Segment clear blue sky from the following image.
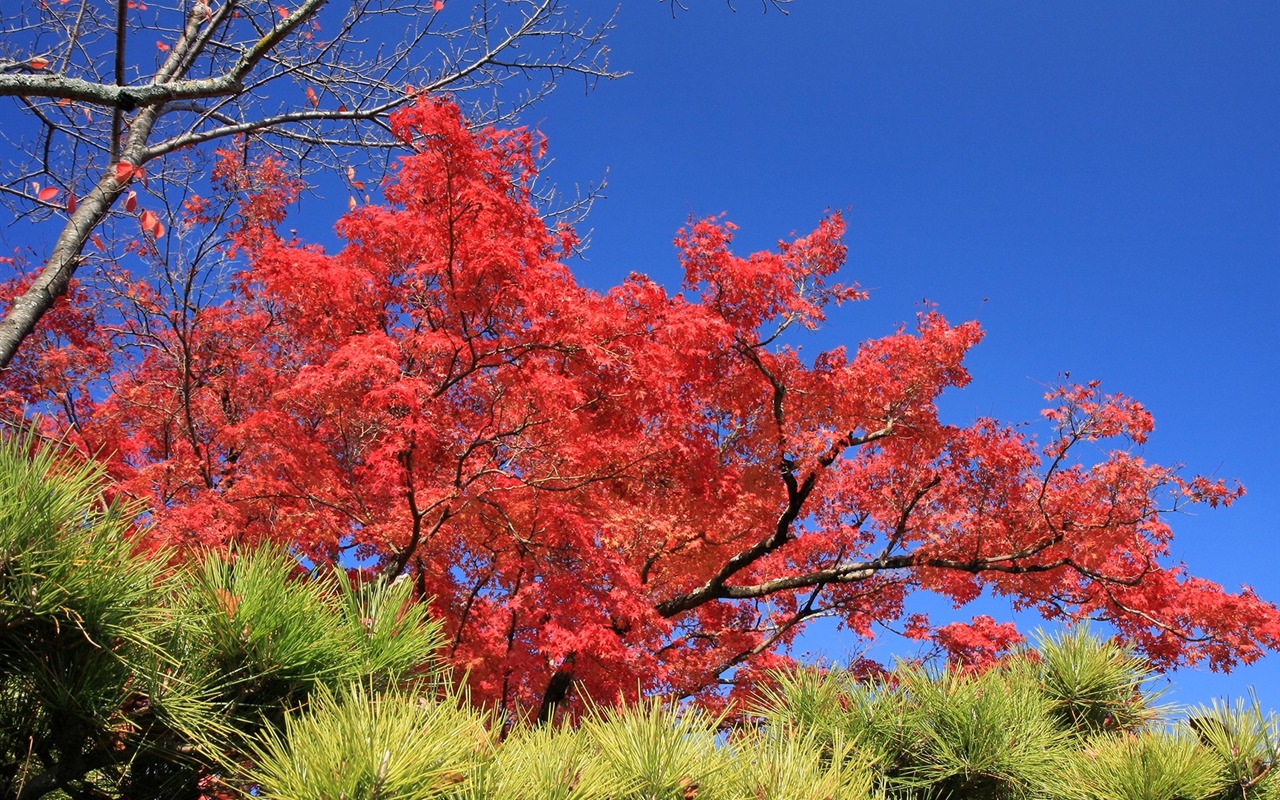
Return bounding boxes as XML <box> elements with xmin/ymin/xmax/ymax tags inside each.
<box><xmin>526</xmin><ymin>1</ymin><xmax>1279</xmax><ymax>711</ymax></box>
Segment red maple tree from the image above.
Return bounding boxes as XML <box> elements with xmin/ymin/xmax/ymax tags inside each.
<box><xmin>4</xmin><ymin>99</ymin><xmax>1277</xmax><ymax>720</ymax></box>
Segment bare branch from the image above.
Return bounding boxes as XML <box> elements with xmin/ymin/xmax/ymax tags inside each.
<box><xmin>0</xmin><ymin>0</ymin><xmax>621</xmax><ymax>369</ymax></box>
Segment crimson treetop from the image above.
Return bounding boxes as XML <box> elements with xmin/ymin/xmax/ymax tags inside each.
<box><xmin>5</xmin><ymin>99</ymin><xmax>1277</xmax><ymax>720</ymax></box>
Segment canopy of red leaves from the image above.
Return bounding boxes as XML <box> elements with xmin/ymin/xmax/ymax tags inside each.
<box><xmin>3</xmin><ymin>98</ymin><xmax>1277</xmax><ymax>718</ymax></box>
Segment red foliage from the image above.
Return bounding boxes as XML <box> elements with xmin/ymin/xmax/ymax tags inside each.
<box><xmin>933</xmin><ymin>615</ymin><xmax>1024</xmax><ymax>669</ymax></box>
<box><xmin>3</xmin><ymin>98</ymin><xmax>1277</xmax><ymax>718</ymax></box>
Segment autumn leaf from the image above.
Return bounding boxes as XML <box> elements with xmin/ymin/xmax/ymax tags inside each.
<box><xmin>346</xmin><ymin>165</ymin><xmax>366</xmax><ymax>191</ymax></box>
<box><xmin>116</xmin><ymin>161</ymin><xmax>136</xmax><ymax>183</ymax></box>
<box><xmin>37</xmin><ymin>186</ymin><xmax>59</xmax><ymax>202</ymax></box>
<box><xmin>139</xmin><ymin>209</ymin><xmax>165</xmax><ymax>238</ymax></box>
<box><xmin>28</xmin><ymin>56</ymin><xmax>49</xmax><ymax>70</ymax></box>
<box><xmin>124</xmin><ymin>191</ymin><xmax>138</xmax><ymax>213</ymax></box>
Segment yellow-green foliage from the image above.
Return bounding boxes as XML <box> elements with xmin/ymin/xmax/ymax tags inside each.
<box><xmin>235</xmin><ymin>652</ymin><xmax>1277</xmax><ymax>800</ymax></box>
<box><xmin>471</xmin><ymin>723</ymin><xmax>603</xmax><ymax>800</ymax></box>
<box><xmin>579</xmin><ymin>697</ymin><xmax>728</xmax><ymax>799</ymax></box>
<box><xmin>889</xmin><ymin>660</ymin><xmax>1074</xmax><ymax>798</ymax></box>
<box><xmin>1183</xmin><ymin>698</ymin><xmax>1280</xmax><ymax>800</ymax></box>
<box><xmin>1069</xmin><ymin>731</ymin><xmax>1226</xmax><ymax>800</ymax></box>
<box><xmin>725</xmin><ymin>729</ymin><xmax>876</xmax><ymax>800</ymax></box>
<box><xmin>241</xmin><ymin>693</ymin><xmax>879</xmax><ymax>800</ymax></box>
<box><xmin>1036</xmin><ymin>627</ymin><xmax>1162</xmax><ymax>737</ymax></box>
<box><xmin>245</xmin><ymin>683</ymin><xmax>494</xmax><ymax>800</ymax></box>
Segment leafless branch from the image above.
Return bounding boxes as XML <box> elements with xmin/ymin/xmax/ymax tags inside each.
<box><xmin>0</xmin><ymin>0</ymin><xmax>621</xmax><ymax>369</ymax></box>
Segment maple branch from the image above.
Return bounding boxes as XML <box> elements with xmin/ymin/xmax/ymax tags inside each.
<box><xmin>383</xmin><ymin>438</ymin><xmax>456</xmax><ymax>579</ymax></box>
<box><xmin>871</xmin><ymin>474</ymin><xmax>942</xmax><ymax>563</ymax></box>
<box><xmin>536</xmin><ymin>652</ymin><xmax>577</xmax><ymax>724</ymax></box>
<box><xmin>655</xmin><ymin>342</ymin><xmax>900</xmax><ymax>617</ymax></box>
<box><xmin>385</xmin><ymin>503</ymin><xmax>452</xmax><ymax>581</ymax></box>
<box><xmin>656</xmin><ymin>421</ymin><xmax>895</xmax><ymax>618</ymax></box>
<box><xmin>707</xmin><ymin>585</ymin><xmax>829</xmax><ymax>682</ymax></box>
<box><xmin>685</xmin><ymin>551</ymin><xmax>1068</xmax><ymax>605</ymax></box>
<box><xmin>450</xmin><ymin>565</ymin><xmax>497</xmax><ymax>658</ymax></box>
<box><xmin>696</xmin><ymin>555</ymin><xmax>914</xmax><ymax>600</ymax></box>
<box><xmin>1098</xmin><ymin>583</ymin><xmax>1214</xmax><ymax>644</ymax></box>
<box><xmin>664</xmin><ymin>517</ymin><xmax>1152</xmax><ymax>611</ymax></box>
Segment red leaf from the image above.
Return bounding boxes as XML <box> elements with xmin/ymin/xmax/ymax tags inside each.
<box><xmin>66</xmin><ymin>193</ymin><xmax>77</xmax><ymax>213</ymax></box>
<box><xmin>29</xmin><ymin>57</ymin><xmax>49</xmax><ymax>70</ymax></box>
<box><xmin>116</xmin><ymin>161</ymin><xmax>136</xmax><ymax>182</ymax></box>
<box><xmin>37</xmin><ymin>186</ymin><xmax>59</xmax><ymax>202</ymax></box>
<box><xmin>433</xmin><ymin>0</ymin><xmax>444</xmax><ymax>9</ymax></box>
<box><xmin>156</xmin><ymin>40</ymin><xmax>170</xmax><ymax>52</ymax></box>
<box><xmin>306</xmin><ymin>86</ymin><xmax>319</xmax><ymax>108</ymax></box>
<box><xmin>124</xmin><ymin>191</ymin><xmax>138</xmax><ymax>213</ymax></box>
<box><xmin>140</xmin><ymin>209</ymin><xmax>160</xmax><ymax>236</ymax></box>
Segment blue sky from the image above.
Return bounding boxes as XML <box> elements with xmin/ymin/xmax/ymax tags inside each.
<box><xmin>526</xmin><ymin>1</ymin><xmax>1279</xmax><ymax>711</ymax></box>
